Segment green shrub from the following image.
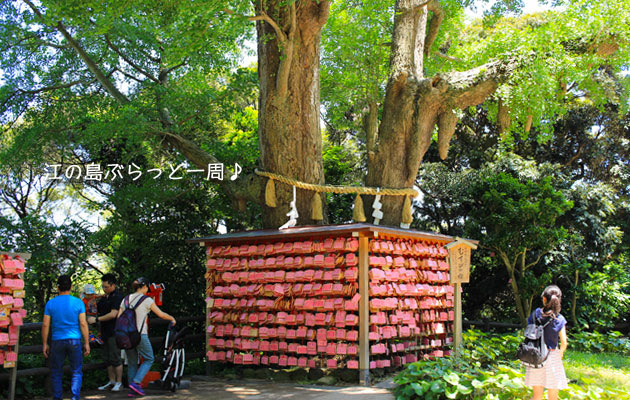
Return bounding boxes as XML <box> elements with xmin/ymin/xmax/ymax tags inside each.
<box><xmin>569</xmin><ymin>331</ymin><xmax>630</xmax><ymax>356</ymax></box>
<box><xmin>394</xmin><ymin>329</ymin><xmax>628</xmax><ymax>399</ymax></box>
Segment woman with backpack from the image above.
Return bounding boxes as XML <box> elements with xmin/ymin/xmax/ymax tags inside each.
<box><xmin>525</xmin><ymin>285</ymin><xmax>569</xmax><ymax>400</ymax></box>
<box><xmin>118</xmin><ymin>277</ymin><xmax>176</xmax><ymax>396</ymax></box>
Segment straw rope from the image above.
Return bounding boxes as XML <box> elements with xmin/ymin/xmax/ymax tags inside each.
<box><xmin>255</xmin><ymin>170</ymin><xmax>418</xmax><ymax>197</ymax></box>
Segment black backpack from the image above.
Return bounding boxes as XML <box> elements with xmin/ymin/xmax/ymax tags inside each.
<box><xmin>115</xmin><ymin>295</ymin><xmax>148</xmax><ymax>349</ymax></box>
<box><xmin>516</xmin><ymin>313</ymin><xmax>553</xmax><ymax>368</ymax></box>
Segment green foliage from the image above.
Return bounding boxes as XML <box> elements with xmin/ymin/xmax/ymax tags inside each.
<box><xmin>394</xmin><ymin>330</ymin><xmax>528</xmax><ymax>399</ymax></box>
<box><xmin>0</xmin><ymin>213</ymin><xmax>96</xmax><ymax>316</ymax></box>
<box><xmin>460</xmin><ymin>329</ymin><xmax>521</xmax><ymax>367</ymax></box>
<box><xmin>321</xmin><ymin>0</ymin><xmax>391</xmax><ymax>139</ymax></box>
<box><xmin>569</xmin><ymin>331</ymin><xmax>630</xmax><ymax>356</ymax></box>
<box><xmin>323</xmin><ymin>138</ymin><xmax>363</xmax><ymax>224</ymax></box>
<box><xmin>463</xmin><ymin>154</ymin><xmax>574</xmax><ymax>324</ymax></box>
<box><xmin>96</xmin><ymin>174</ymin><xmax>223</xmax><ymax>317</ymax></box>
<box><xmin>0</xmin><ymin>0</ymin><xmax>261</xmax><ymax>313</ymax></box>
<box><xmin>465</xmin><ymin>155</ymin><xmax>573</xmax><ymax>256</ymax></box>
<box><xmin>574</xmin><ymin>260</ymin><xmax>630</xmax><ymax>329</ymax></box>
<box><xmin>451</xmin><ymin>0</ymin><xmax>630</xmax><ymax>138</ymax></box>
<box><xmin>395</xmin><ymin>329</ymin><xmax>629</xmax><ymax>399</ymax></box>
<box><xmin>565</xmin><ymin>350</ymin><xmax>630</xmax><ymax>394</ymax></box>
<box><xmin>418</xmin><ymin>100</ymin><xmax>630</xmax><ymax>326</ymax></box>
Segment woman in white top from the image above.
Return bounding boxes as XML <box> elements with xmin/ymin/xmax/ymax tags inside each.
<box><xmin>118</xmin><ymin>277</ymin><xmax>175</xmax><ymax>396</ymax></box>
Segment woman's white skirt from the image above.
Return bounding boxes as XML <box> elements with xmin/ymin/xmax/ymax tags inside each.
<box><xmin>524</xmin><ymin>349</ymin><xmax>569</xmax><ymax>390</ymax></box>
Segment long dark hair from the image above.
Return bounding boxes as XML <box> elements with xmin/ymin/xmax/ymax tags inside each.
<box><xmin>542</xmin><ymin>285</ymin><xmax>562</xmax><ymax>317</ymax></box>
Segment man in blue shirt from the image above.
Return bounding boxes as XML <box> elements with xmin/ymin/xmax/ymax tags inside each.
<box><xmin>42</xmin><ymin>275</ymin><xmax>90</xmax><ymax>400</ymax></box>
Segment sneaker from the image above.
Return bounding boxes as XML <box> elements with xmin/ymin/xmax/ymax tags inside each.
<box><xmin>129</xmin><ymin>382</ymin><xmax>145</xmax><ymax>396</ymax></box>
<box><xmin>112</xmin><ymin>382</ymin><xmax>123</xmax><ymax>392</ymax></box>
<box><xmin>98</xmin><ymin>381</ymin><xmax>114</xmax><ymax>390</ymax></box>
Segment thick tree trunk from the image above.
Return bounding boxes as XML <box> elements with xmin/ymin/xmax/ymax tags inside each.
<box><xmin>365</xmin><ymin>0</ymin><xmax>520</xmax><ymax>227</ymax></box>
<box><xmin>257</xmin><ymin>1</ymin><xmax>330</xmax><ymax>228</ymax></box>
<box><xmin>365</xmin><ymin>1</ymin><xmax>437</xmax><ymax>226</ymax></box>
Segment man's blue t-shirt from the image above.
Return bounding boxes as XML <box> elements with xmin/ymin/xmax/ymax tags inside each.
<box><xmin>44</xmin><ymin>295</ymin><xmax>85</xmax><ymax>341</ymax></box>
<box><xmin>528</xmin><ymin>308</ymin><xmax>566</xmax><ymax>349</ymax></box>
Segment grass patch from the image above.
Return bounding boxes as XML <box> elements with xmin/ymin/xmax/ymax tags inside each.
<box><xmin>565</xmin><ymin>350</ymin><xmax>630</xmax><ymax>393</ymax></box>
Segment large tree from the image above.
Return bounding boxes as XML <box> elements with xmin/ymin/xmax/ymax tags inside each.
<box><xmin>2</xmin><ymin>0</ymin><xmax>629</xmax><ymax>228</ymax></box>
<box><xmin>323</xmin><ymin>0</ymin><xmax>628</xmax><ymax>225</ymax></box>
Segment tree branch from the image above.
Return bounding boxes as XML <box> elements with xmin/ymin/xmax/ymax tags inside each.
<box><xmin>37</xmin><ymin>39</ymin><xmax>70</xmax><ymax>50</ymax></box>
<box><xmin>424</xmin><ymin>0</ymin><xmax>445</xmax><ymax>58</ymax></box>
<box><xmin>435</xmin><ymin>51</ymin><xmax>463</xmax><ymax>62</ymax></box>
<box><xmin>163</xmin><ymin>60</ymin><xmax>188</xmax><ymax>76</ymax></box>
<box><xmin>224</xmin><ymin>9</ymin><xmax>287</xmax><ymax>44</ymax></box>
<box><xmin>104</xmin><ymin>35</ymin><xmax>159</xmax><ymax>83</ymax></box>
<box><xmin>275</xmin><ymin>1</ymin><xmax>296</xmax><ymax>97</ymax></box>
<box><xmin>22</xmin><ymin>0</ymin><xmax>130</xmax><ymax>104</ymax></box>
<box><xmin>412</xmin><ymin>2</ymin><xmax>428</xmax><ymax>77</ymax></box>
<box><xmin>115</xmin><ymin>68</ymin><xmax>146</xmax><ymax>84</ymax></box>
<box><xmin>15</xmin><ymin>78</ymin><xmax>87</xmax><ymax>95</ymax></box>
<box><xmin>443</xmin><ymin>56</ymin><xmax>522</xmax><ymax>109</ymax></box>
<box><xmin>150</xmin><ymin>129</ymin><xmax>264</xmax><ymax>204</ymax></box>
<box><xmin>318</xmin><ymin>1</ymin><xmax>332</xmax><ymax>26</ymax></box>
<box><xmin>497</xmin><ymin>98</ymin><xmax>511</xmax><ymax>134</ymax></box>
<box><xmin>391</xmin><ymin>0</ymin><xmax>432</xmax><ymax>83</ymax></box>
<box><xmin>497</xmin><ymin>249</ymin><xmax>514</xmax><ymax>275</ymax></box>
<box><xmin>525</xmin><ymin>250</ymin><xmax>547</xmax><ymax>270</ymax></box>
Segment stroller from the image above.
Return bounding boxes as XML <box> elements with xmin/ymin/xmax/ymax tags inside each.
<box><xmin>159</xmin><ymin>323</ymin><xmax>191</xmax><ymax>391</ymax></box>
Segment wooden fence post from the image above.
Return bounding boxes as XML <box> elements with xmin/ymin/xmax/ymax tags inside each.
<box><xmin>358</xmin><ymin>234</ymin><xmax>370</xmax><ymax>386</ymax></box>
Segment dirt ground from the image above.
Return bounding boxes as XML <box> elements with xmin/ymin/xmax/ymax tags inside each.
<box><xmin>76</xmin><ymin>378</ymin><xmax>396</xmax><ymax>400</ymax></box>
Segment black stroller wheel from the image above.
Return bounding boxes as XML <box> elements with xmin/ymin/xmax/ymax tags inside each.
<box><xmin>170</xmin><ymin>382</ymin><xmax>177</xmax><ymax>392</ymax></box>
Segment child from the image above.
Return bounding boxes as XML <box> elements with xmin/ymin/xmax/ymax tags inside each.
<box><xmin>82</xmin><ymin>284</ymin><xmax>99</xmax><ymax>316</ymax></box>
<box><xmin>525</xmin><ymin>285</ymin><xmax>569</xmax><ymax>400</ymax></box>
<box><xmin>82</xmin><ymin>284</ymin><xmax>104</xmax><ymax>345</ymax></box>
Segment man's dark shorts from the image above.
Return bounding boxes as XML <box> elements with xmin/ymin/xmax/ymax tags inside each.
<box><xmin>103</xmin><ymin>336</ymin><xmax>122</xmax><ymax>367</ymax></box>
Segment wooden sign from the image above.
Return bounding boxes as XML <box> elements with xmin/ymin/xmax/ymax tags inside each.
<box><xmin>446</xmin><ymin>238</ymin><xmax>477</xmax><ymax>284</ymax></box>
<box><xmin>445</xmin><ymin>238</ymin><xmax>477</xmax><ymax>352</ymax></box>
<box><xmin>449</xmin><ymin>245</ymin><xmax>471</xmax><ymax>283</ymax></box>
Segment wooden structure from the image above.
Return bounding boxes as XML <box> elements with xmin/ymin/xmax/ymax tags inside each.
<box><xmin>445</xmin><ymin>238</ymin><xmax>477</xmax><ymax>351</ymax></box>
<box><xmin>191</xmin><ymin>223</ymin><xmax>475</xmax><ymax>384</ymax></box>
<box><xmin>0</xmin><ymin>251</ymin><xmax>30</xmax><ymax>400</ymax></box>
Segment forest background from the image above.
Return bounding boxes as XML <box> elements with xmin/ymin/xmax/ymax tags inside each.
<box><xmin>1</xmin><ymin>0</ymin><xmax>628</xmax><ymax>334</ymax></box>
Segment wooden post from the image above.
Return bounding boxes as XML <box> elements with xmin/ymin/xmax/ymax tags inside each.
<box><xmin>8</xmin><ymin>325</ymin><xmax>19</xmax><ymax>400</ymax></box>
<box><xmin>453</xmin><ymin>283</ymin><xmax>462</xmax><ymax>353</ymax></box>
<box><xmin>445</xmin><ymin>238</ymin><xmax>477</xmax><ymax>356</ymax></box>
<box><xmin>201</xmin><ymin>242</ymin><xmax>212</xmax><ymax>376</ymax></box>
<box><xmin>358</xmin><ymin>234</ymin><xmax>370</xmax><ymax>386</ymax></box>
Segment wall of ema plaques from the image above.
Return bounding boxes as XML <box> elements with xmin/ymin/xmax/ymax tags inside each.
<box><xmin>204</xmin><ymin>233</ymin><xmax>454</xmax><ymax>370</ymax></box>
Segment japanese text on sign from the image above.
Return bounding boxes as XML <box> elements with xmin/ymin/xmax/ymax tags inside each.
<box><xmin>44</xmin><ymin>163</ymin><xmax>242</xmax><ymax>182</ymax></box>
<box><xmin>449</xmin><ymin>245</ymin><xmax>471</xmax><ymax>284</ymax></box>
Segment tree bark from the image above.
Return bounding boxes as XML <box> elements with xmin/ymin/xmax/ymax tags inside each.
<box><xmin>365</xmin><ymin>0</ymin><xmax>522</xmax><ymax>226</ymax></box>
<box><xmin>571</xmin><ymin>269</ymin><xmax>579</xmax><ymax>326</ymax></box>
<box><xmin>257</xmin><ymin>0</ymin><xmax>330</xmax><ymax>228</ymax></box>
<box><xmin>498</xmin><ymin>249</ymin><xmax>528</xmax><ymax>326</ymax></box>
